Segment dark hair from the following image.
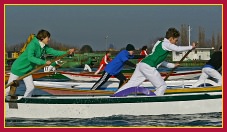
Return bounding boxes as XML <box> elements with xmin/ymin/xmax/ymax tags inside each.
<box><xmin>126</xmin><ymin>44</ymin><xmax>135</xmax><ymax>51</ymax></box>
<box><xmin>36</xmin><ymin>29</ymin><xmax>51</xmax><ymax>41</ymax></box>
<box><xmin>165</xmin><ymin>28</ymin><xmax>180</xmax><ymax>39</ymax></box>
<box><xmin>141</xmin><ymin>46</ymin><xmax>147</xmax><ymax>50</ymax></box>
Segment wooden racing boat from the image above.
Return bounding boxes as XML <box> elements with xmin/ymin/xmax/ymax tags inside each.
<box><xmin>5</xmin><ymin>72</ymin><xmax>56</xmax><ymax>82</ymax></box>
<box><xmin>5</xmin><ymin>86</ymin><xmax>222</xmax><ymax>119</ymax></box>
<box><xmin>33</xmin><ymin>79</ymin><xmax>219</xmax><ymax>94</ymax></box>
<box><xmin>59</xmin><ymin>70</ymin><xmax>202</xmax><ymax>81</ymax></box>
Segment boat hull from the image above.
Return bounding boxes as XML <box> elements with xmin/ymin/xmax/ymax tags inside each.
<box><xmin>5</xmin><ymin>92</ymin><xmax>222</xmax><ymax>119</ymax></box>
<box><xmin>5</xmin><ymin>72</ymin><xmax>55</xmax><ymax>82</ymax></box>
<box><xmin>33</xmin><ymin>79</ymin><xmax>219</xmax><ymax>91</ymax></box>
<box><xmin>60</xmin><ymin>70</ymin><xmax>201</xmax><ymax>81</ymax></box>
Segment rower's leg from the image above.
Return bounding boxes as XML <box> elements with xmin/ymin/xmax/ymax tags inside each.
<box><xmin>140</xmin><ymin>63</ymin><xmax>167</xmax><ymax>96</ymax></box>
<box><xmin>23</xmin><ymin>75</ymin><xmax>35</xmax><ymax>97</ymax></box>
<box><xmin>94</xmin><ymin>64</ymin><xmax>103</xmax><ymax>75</ymax></box>
<box><xmin>6</xmin><ymin>78</ymin><xmax>20</xmax><ymax>109</ymax></box>
<box><xmin>114</xmin><ymin>72</ymin><xmax>127</xmax><ymax>88</ymax></box>
<box><xmin>5</xmin><ymin>73</ymin><xmax>19</xmax><ymax>96</ymax></box>
<box><xmin>115</xmin><ymin>63</ymin><xmax>146</xmax><ymax>93</ymax></box>
<box><xmin>192</xmin><ymin>68</ymin><xmax>209</xmax><ymax>87</ymax></box>
<box><xmin>204</xmin><ymin>68</ymin><xmax>222</xmax><ymax>86</ymax></box>
<box><xmin>91</xmin><ymin>71</ymin><xmax>111</xmax><ymax>90</ymax></box>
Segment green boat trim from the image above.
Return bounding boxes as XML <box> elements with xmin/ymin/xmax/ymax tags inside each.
<box><xmin>7</xmin><ymin>92</ymin><xmax>222</xmax><ymax>104</ymax></box>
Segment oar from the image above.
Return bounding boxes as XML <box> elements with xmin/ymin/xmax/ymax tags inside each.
<box><xmin>5</xmin><ymin>52</ymin><xmax>70</xmax><ymax>88</ymax></box>
<box><xmin>164</xmin><ymin>49</ymin><xmax>193</xmax><ymax>81</ymax></box>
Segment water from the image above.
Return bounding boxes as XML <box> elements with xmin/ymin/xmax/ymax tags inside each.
<box><xmin>5</xmin><ymin>113</ymin><xmax>222</xmax><ymax>127</ymax></box>
<box><xmin>5</xmin><ymin>67</ymin><xmax>222</xmax><ymax>127</ymax></box>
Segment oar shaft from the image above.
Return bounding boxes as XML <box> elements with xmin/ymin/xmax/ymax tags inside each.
<box><xmin>164</xmin><ymin>49</ymin><xmax>192</xmax><ymax>81</ymax></box>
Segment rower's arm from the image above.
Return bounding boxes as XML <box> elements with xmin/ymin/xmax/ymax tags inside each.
<box><xmin>132</xmin><ymin>55</ymin><xmax>146</xmax><ymax>59</ymax></box>
<box><xmin>124</xmin><ymin>60</ymin><xmax>136</xmax><ymax>67</ymax></box>
<box><xmin>159</xmin><ymin>61</ymin><xmax>175</xmax><ymax>68</ymax></box>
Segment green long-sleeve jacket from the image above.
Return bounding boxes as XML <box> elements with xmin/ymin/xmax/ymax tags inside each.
<box><xmin>11</xmin><ymin>37</ymin><xmax>67</xmax><ymax>76</ymax></box>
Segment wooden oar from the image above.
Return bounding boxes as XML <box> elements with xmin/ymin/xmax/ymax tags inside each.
<box><xmin>5</xmin><ymin>52</ymin><xmax>69</xmax><ymax>88</ymax></box>
<box><xmin>164</xmin><ymin>49</ymin><xmax>193</xmax><ymax>81</ymax></box>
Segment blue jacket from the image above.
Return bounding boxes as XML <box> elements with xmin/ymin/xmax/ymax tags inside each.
<box><xmin>104</xmin><ymin>50</ymin><xmax>134</xmax><ymax>75</ymax></box>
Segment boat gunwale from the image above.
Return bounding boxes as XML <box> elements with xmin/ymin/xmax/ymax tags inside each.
<box><xmin>6</xmin><ymin>92</ymin><xmax>222</xmax><ymax>104</ymax></box>
<box><xmin>35</xmin><ymin>85</ymin><xmax>222</xmax><ymax>94</ymax></box>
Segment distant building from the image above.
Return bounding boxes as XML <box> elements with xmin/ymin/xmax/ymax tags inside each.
<box><xmin>5</xmin><ymin>51</ymin><xmax>19</xmax><ymax>66</ymax></box>
<box><xmin>6</xmin><ymin>51</ymin><xmax>19</xmax><ymax>59</ymax></box>
<box><xmin>172</xmin><ymin>48</ymin><xmax>214</xmax><ymax>61</ymax></box>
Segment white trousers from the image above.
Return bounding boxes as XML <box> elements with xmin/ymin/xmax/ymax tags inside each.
<box><xmin>94</xmin><ymin>64</ymin><xmax>104</xmax><ymax>75</ymax></box>
<box><xmin>116</xmin><ymin>62</ymin><xmax>167</xmax><ymax>96</ymax></box>
<box><xmin>84</xmin><ymin>64</ymin><xmax>92</xmax><ymax>72</ymax></box>
<box><xmin>192</xmin><ymin>67</ymin><xmax>222</xmax><ymax>87</ymax></box>
<box><xmin>5</xmin><ymin>73</ymin><xmax>35</xmax><ymax>97</ymax></box>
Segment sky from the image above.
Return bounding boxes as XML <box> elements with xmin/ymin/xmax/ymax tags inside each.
<box><xmin>5</xmin><ymin>5</ymin><xmax>222</xmax><ymax>50</ymax></box>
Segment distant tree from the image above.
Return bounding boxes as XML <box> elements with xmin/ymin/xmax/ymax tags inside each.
<box><xmin>205</xmin><ymin>39</ymin><xmax>211</xmax><ymax>48</ymax></box>
<box><xmin>216</xmin><ymin>32</ymin><xmax>222</xmax><ymax>50</ymax></box>
<box><xmin>180</xmin><ymin>24</ymin><xmax>188</xmax><ymax>46</ymax></box>
<box><xmin>6</xmin><ymin>39</ymin><xmax>77</xmax><ymax>52</ymax></box>
<box><xmin>211</xmin><ymin>32</ymin><xmax>215</xmax><ymax>48</ymax></box>
<box><xmin>6</xmin><ymin>42</ymin><xmax>24</xmax><ymax>52</ymax></box>
<box><xmin>198</xmin><ymin>26</ymin><xmax>206</xmax><ymax>47</ymax></box>
<box><xmin>80</xmin><ymin>45</ymin><xmax>93</xmax><ymax>53</ymax></box>
<box><xmin>48</xmin><ymin>39</ymin><xmax>73</xmax><ymax>50</ymax></box>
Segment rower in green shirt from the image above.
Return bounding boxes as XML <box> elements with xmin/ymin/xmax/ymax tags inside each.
<box><xmin>114</xmin><ymin>27</ymin><xmax>196</xmax><ymax>96</ymax></box>
<box><xmin>5</xmin><ymin>29</ymin><xmax>75</xmax><ymax>97</ymax></box>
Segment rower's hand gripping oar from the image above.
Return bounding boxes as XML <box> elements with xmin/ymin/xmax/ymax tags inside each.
<box><xmin>5</xmin><ymin>51</ymin><xmax>71</xmax><ymax>89</ymax></box>
<box><xmin>164</xmin><ymin>42</ymin><xmax>198</xmax><ymax>81</ymax></box>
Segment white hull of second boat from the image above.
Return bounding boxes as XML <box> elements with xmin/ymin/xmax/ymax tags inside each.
<box><xmin>61</xmin><ymin>70</ymin><xmax>201</xmax><ymax>82</ymax></box>
<box><xmin>33</xmin><ymin>79</ymin><xmax>218</xmax><ymax>90</ymax></box>
<box><xmin>62</xmin><ymin>73</ymin><xmax>119</xmax><ymax>81</ymax></box>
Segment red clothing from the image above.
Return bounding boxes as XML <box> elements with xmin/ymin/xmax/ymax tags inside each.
<box><xmin>96</xmin><ymin>54</ymin><xmax>112</xmax><ymax>73</ymax></box>
<box><xmin>100</xmin><ymin>54</ymin><xmax>111</xmax><ymax>65</ymax></box>
<box><xmin>138</xmin><ymin>50</ymin><xmax>148</xmax><ymax>62</ymax></box>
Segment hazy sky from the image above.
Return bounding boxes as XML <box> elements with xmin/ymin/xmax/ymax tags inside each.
<box><xmin>5</xmin><ymin>5</ymin><xmax>222</xmax><ymax>50</ymax></box>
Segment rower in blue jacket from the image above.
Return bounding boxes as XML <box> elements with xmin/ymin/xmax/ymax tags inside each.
<box><xmin>91</xmin><ymin>44</ymin><xmax>144</xmax><ymax>90</ymax></box>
